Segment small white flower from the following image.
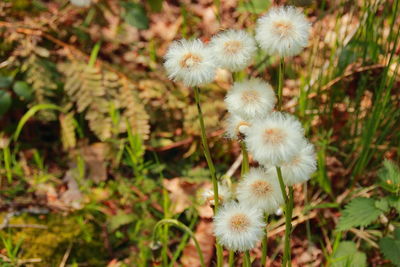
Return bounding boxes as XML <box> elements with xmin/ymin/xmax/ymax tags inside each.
<box><xmin>278</xmin><ymin>141</ymin><xmax>317</xmax><ymax>186</ymax></box>
<box><xmin>255</xmin><ymin>6</ymin><xmax>311</xmax><ymax>57</ymax></box>
<box><xmin>225</xmin><ymin>78</ymin><xmax>276</xmax><ymax>120</ymax></box>
<box><xmin>202</xmin><ymin>183</ymin><xmax>232</xmax><ymax>205</ymax></box>
<box><xmin>237</xmin><ymin>167</ymin><xmax>283</xmax><ymax>214</ymax></box>
<box><xmin>225</xmin><ymin>114</ymin><xmax>251</xmax><ymax>140</ymax></box>
<box><xmin>214</xmin><ymin>201</ymin><xmax>265</xmax><ymax>251</ymax></box>
<box><xmin>164</xmin><ymin>39</ymin><xmax>216</xmax><ymax>87</ymax></box>
<box><xmin>245</xmin><ymin>112</ymin><xmax>305</xmax><ymax>166</ymax></box>
<box><xmin>209</xmin><ymin>29</ymin><xmax>257</xmax><ymax>71</ymax></box>
<box><xmin>70</xmin><ymin>0</ymin><xmax>91</xmax><ymax>7</ymax></box>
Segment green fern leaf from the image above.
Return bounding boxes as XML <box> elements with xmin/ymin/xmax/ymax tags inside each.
<box><xmin>337</xmin><ymin>197</ymin><xmax>382</xmax><ymax>231</ymax></box>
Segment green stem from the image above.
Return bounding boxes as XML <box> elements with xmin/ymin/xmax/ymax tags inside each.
<box><xmin>193</xmin><ymin>86</ymin><xmax>223</xmax><ymax>267</ymax></box>
<box><xmin>241</xmin><ymin>141</ymin><xmax>249</xmax><ymax>175</ymax></box>
<box><xmin>244</xmin><ymin>251</ymin><xmax>251</xmax><ymax>267</ymax></box>
<box><xmin>229</xmin><ymin>250</ymin><xmax>235</xmax><ymax>267</ymax></box>
<box><xmin>278</xmin><ymin>58</ymin><xmax>285</xmax><ymax>110</ymax></box>
<box><xmin>261</xmin><ymin>214</ymin><xmax>269</xmax><ymax>267</ymax></box>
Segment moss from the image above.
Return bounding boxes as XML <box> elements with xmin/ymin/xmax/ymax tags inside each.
<box><xmin>1</xmin><ymin>212</ymin><xmax>107</xmax><ymax>266</ymax></box>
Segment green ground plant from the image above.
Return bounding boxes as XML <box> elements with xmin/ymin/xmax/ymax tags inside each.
<box><xmin>0</xmin><ymin>0</ymin><xmax>399</xmax><ymax>266</ymax></box>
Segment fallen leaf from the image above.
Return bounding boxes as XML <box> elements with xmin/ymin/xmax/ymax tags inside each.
<box><xmin>181</xmin><ymin>219</ymin><xmax>215</xmax><ymax>267</ymax></box>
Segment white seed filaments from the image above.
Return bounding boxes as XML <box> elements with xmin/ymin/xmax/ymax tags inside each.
<box><xmin>225</xmin><ymin>78</ymin><xmax>276</xmax><ymax>120</ymax></box>
<box><xmin>202</xmin><ymin>183</ymin><xmax>232</xmax><ymax>205</ymax></box>
<box><xmin>225</xmin><ymin>114</ymin><xmax>251</xmax><ymax>140</ymax></box>
<box><xmin>237</xmin><ymin>167</ymin><xmax>284</xmax><ymax>213</ymax></box>
<box><xmin>255</xmin><ymin>6</ymin><xmax>311</xmax><ymax>57</ymax></box>
<box><xmin>245</xmin><ymin>112</ymin><xmax>305</xmax><ymax>166</ymax></box>
<box><xmin>214</xmin><ymin>202</ymin><xmax>265</xmax><ymax>251</ymax></box>
<box><xmin>278</xmin><ymin>141</ymin><xmax>317</xmax><ymax>186</ymax></box>
<box><xmin>210</xmin><ymin>29</ymin><xmax>257</xmax><ymax>71</ymax></box>
<box><xmin>164</xmin><ymin>39</ymin><xmax>216</xmax><ymax>87</ymax></box>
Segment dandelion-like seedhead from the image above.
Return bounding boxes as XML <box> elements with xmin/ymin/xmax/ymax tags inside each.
<box><xmin>245</xmin><ymin>112</ymin><xmax>305</xmax><ymax>166</ymax></box>
<box><xmin>255</xmin><ymin>6</ymin><xmax>311</xmax><ymax>57</ymax></box>
<box><xmin>237</xmin><ymin>167</ymin><xmax>284</xmax><ymax>213</ymax></box>
<box><xmin>164</xmin><ymin>39</ymin><xmax>216</xmax><ymax>87</ymax></box>
<box><xmin>276</xmin><ymin>140</ymin><xmax>317</xmax><ymax>186</ymax></box>
<box><xmin>70</xmin><ymin>0</ymin><xmax>91</xmax><ymax>7</ymax></box>
<box><xmin>214</xmin><ymin>201</ymin><xmax>265</xmax><ymax>251</ymax></box>
<box><xmin>210</xmin><ymin>29</ymin><xmax>257</xmax><ymax>71</ymax></box>
<box><xmin>202</xmin><ymin>183</ymin><xmax>232</xmax><ymax>205</ymax></box>
<box><xmin>225</xmin><ymin>114</ymin><xmax>251</xmax><ymax>140</ymax></box>
<box><xmin>225</xmin><ymin>78</ymin><xmax>276</xmax><ymax>120</ymax></box>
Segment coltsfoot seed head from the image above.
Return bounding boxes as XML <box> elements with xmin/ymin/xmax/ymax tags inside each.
<box><xmin>236</xmin><ymin>167</ymin><xmax>284</xmax><ymax>214</ymax></box>
<box><xmin>245</xmin><ymin>112</ymin><xmax>305</xmax><ymax>166</ymax></box>
<box><xmin>225</xmin><ymin>78</ymin><xmax>276</xmax><ymax>120</ymax></box>
<box><xmin>213</xmin><ymin>201</ymin><xmax>265</xmax><ymax>251</ymax></box>
<box><xmin>210</xmin><ymin>29</ymin><xmax>257</xmax><ymax>71</ymax></box>
<box><xmin>164</xmin><ymin>39</ymin><xmax>217</xmax><ymax>87</ymax></box>
<box><xmin>255</xmin><ymin>6</ymin><xmax>311</xmax><ymax>57</ymax></box>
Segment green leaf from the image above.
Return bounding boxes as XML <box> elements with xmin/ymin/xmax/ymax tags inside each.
<box><xmin>331</xmin><ymin>241</ymin><xmax>367</xmax><ymax>267</ymax></box>
<box><xmin>0</xmin><ymin>76</ymin><xmax>13</xmax><ymax>88</ymax></box>
<box><xmin>337</xmin><ymin>197</ymin><xmax>382</xmax><ymax>231</ymax></box>
<box><xmin>13</xmin><ymin>81</ymin><xmax>33</xmax><ymax>101</ymax></box>
<box><xmin>148</xmin><ymin>0</ymin><xmax>163</xmax><ymax>12</ymax></box>
<box><xmin>375</xmin><ymin>198</ymin><xmax>389</xmax><ymax>212</ymax></box>
<box><xmin>121</xmin><ymin>2</ymin><xmax>149</xmax><ymax>29</ymax></box>
<box><xmin>387</xmin><ymin>195</ymin><xmax>400</xmax><ymax>213</ymax></box>
<box><xmin>0</xmin><ymin>90</ymin><xmax>12</xmax><ymax>116</ymax></box>
<box><xmin>378</xmin><ymin>159</ymin><xmax>400</xmax><ymax>193</ymax></box>
<box><xmin>237</xmin><ymin>0</ymin><xmax>270</xmax><ymax>14</ymax></box>
<box><xmin>379</xmin><ymin>235</ymin><xmax>400</xmax><ymax>267</ymax></box>
<box><xmin>108</xmin><ymin>211</ymin><xmax>136</xmax><ymax>232</ymax></box>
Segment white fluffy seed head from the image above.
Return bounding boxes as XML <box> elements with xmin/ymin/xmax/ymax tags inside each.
<box><xmin>278</xmin><ymin>140</ymin><xmax>317</xmax><ymax>186</ymax></box>
<box><xmin>225</xmin><ymin>78</ymin><xmax>276</xmax><ymax>120</ymax></box>
<box><xmin>237</xmin><ymin>167</ymin><xmax>284</xmax><ymax>214</ymax></box>
<box><xmin>255</xmin><ymin>6</ymin><xmax>311</xmax><ymax>57</ymax></box>
<box><xmin>202</xmin><ymin>183</ymin><xmax>232</xmax><ymax>205</ymax></box>
<box><xmin>164</xmin><ymin>39</ymin><xmax>217</xmax><ymax>87</ymax></box>
<box><xmin>225</xmin><ymin>114</ymin><xmax>251</xmax><ymax>140</ymax></box>
<box><xmin>245</xmin><ymin>112</ymin><xmax>305</xmax><ymax>166</ymax></box>
<box><xmin>210</xmin><ymin>29</ymin><xmax>257</xmax><ymax>72</ymax></box>
<box><xmin>70</xmin><ymin>0</ymin><xmax>91</xmax><ymax>7</ymax></box>
<box><xmin>213</xmin><ymin>201</ymin><xmax>265</xmax><ymax>251</ymax></box>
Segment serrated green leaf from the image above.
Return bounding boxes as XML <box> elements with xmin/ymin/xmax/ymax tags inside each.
<box><xmin>387</xmin><ymin>195</ymin><xmax>400</xmax><ymax>213</ymax></box>
<box><xmin>379</xmin><ymin>237</ymin><xmax>400</xmax><ymax>267</ymax></box>
<box><xmin>378</xmin><ymin>159</ymin><xmax>400</xmax><ymax>193</ymax></box>
<box><xmin>375</xmin><ymin>198</ymin><xmax>390</xmax><ymax>212</ymax></box>
<box><xmin>337</xmin><ymin>197</ymin><xmax>382</xmax><ymax>231</ymax></box>
<box><xmin>13</xmin><ymin>81</ymin><xmax>33</xmax><ymax>101</ymax></box>
<box><xmin>121</xmin><ymin>2</ymin><xmax>149</xmax><ymax>29</ymax></box>
<box><xmin>331</xmin><ymin>241</ymin><xmax>367</xmax><ymax>267</ymax></box>
<box><xmin>395</xmin><ymin>228</ymin><xmax>400</xmax><ymax>240</ymax></box>
<box><xmin>0</xmin><ymin>90</ymin><xmax>12</xmax><ymax>116</ymax></box>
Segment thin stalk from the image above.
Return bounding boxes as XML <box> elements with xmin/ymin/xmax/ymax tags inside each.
<box><xmin>3</xmin><ymin>146</ymin><xmax>12</xmax><ymax>183</ymax></box>
<box><xmin>161</xmin><ymin>187</ymin><xmax>170</xmax><ymax>266</ymax></box>
<box><xmin>244</xmin><ymin>251</ymin><xmax>251</xmax><ymax>267</ymax></box>
<box><xmin>193</xmin><ymin>86</ymin><xmax>223</xmax><ymax>267</ymax></box>
<box><xmin>276</xmin><ymin>57</ymin><xmax>293</xmax><ymax>267</ymax></box>
<box><xmin>261</xmin><ymin>213</ymin><xmax>269</xmax><ymax>267</ymax></box>
<box><xmin>241</xmin><ymin>141</ymin><xmax>249</xmax><ymax>175</ymax></box>
<box><xmin>229</xmin><ymin>250</ymin><xmax>235</xmax><ymax>267</ymax></box>
<box><xmin>277</xmin><ymin>58</ymin><xmax>285</xmax><ymax>110</ymax></box>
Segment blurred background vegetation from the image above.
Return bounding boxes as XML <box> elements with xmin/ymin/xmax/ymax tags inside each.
<box><xmin>0</xmin><ymin>0</ymin><xmax>399</xmax><ymax>266</ymax></box>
